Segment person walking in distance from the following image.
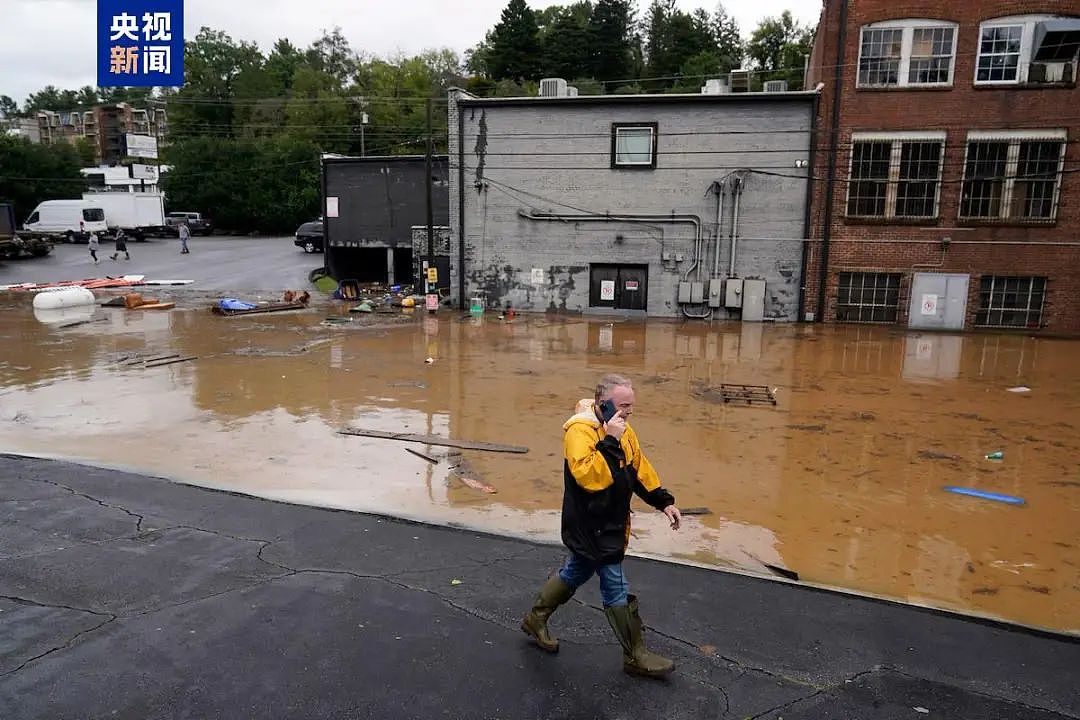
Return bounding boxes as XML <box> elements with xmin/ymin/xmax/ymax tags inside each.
<box><xmin>520</xmin><ymin>373</ymin><xmax>682</xmax><ymax>678</ymax></box>
<box><xmin>178</xmin><ymin>221</ymin><xmax>191</xmax><ymax>254</ymax></box>
<box><xmin>87</xmin><ymin>231</ymin><xmax>100</xmax><ymax>264</ymax></box>
<box><xmin>109</xmin><ymin>227</ymin><xmax>130</xmax><ymax>261</ymax></box>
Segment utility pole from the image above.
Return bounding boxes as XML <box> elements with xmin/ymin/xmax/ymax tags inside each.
<box><xmin>425</xmin><ymin>97</ymin><xmax>436</xmax><ymax>313</ymax></box>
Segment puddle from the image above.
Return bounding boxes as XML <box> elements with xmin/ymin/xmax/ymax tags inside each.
<box><xmin>1</xmin><ymin>292</ymin><xmax>1078</xmax><ymax>634</ymax></box>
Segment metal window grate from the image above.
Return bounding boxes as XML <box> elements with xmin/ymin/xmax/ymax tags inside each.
<box><xmin>836</xmin><ymin>273</ymin><xmax>902</xmax><ymax>323</ymax></box>
<box><xmin>847</xmin><ymin>141</ymin><xmax>890</xmax><ymax>216</ymax></box>
<box><xmin>847</xmin><ymin>139</ymin><xmax>942</xmax><ymax>218</ymax></box>
<box><xmin>896</xmin><ymin>141</ymin><xmax>943</xmax><ymax>217</ymax></box>
<box><xmin>977</xmin><ymin>25</ymin><xmax>1022</xmax><ymax>82</ymax></box>
<box><xmin>1013</xmin><ymin>141</ymin><xmax>1061</xmax><ymax>219</ymax></box>
<box><xmin>960</xmin><ymin>142</ymin><xmax>1007</xmax><ymax>218</ymax></box>
<box><xmin>976</xmin><ymin>276</ymin><xmax>1046</xmax><ymax>328</ymax></box>
<box><xmin>909</xmin><ymin>27</ymin><xmax>954</xmax><ymax>83</ymax></box>
<box><xmin>859</xmin><ymin>28</ymin><xmax>903</xmax><ymax>85</ymax></box>
<box><xmin>961</xmin><ymin>139</ymin><xmax>1064</xmax><ymax>221</ymax></box>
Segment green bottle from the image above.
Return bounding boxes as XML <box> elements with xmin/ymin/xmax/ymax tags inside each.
<box><xmin>985</xmin><ymin>451</ymin><xmax>1004</xmax><ymax>460</ymax></box>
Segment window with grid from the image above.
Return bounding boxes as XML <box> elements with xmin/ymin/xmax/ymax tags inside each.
<box><xmin>858</xmin><ymin>23</ymin><xmax>957</xmax><ymax>87</ymax></box>
<box><xmin>976</xmin><ymin>276</ymin><xmax>1046</xmax><ymax>328</ymax></box>
<box><xmin>847</xmin><ymin>135</ymin><xmax>944</xmax><ymax>219</ymax></box>
<box><xmin>977</xmin><ymin>25</ymin><xmax>1023</xmax><ymax>82</ymax></box>
<box><xmin>960</xmin><ymin>134</ymin><xmax>1065</xmax><ymax>222</ymax></box>
<box><xmin>836</xmin><ymin>273</ymin><xmax>902</xmax><ymax>323</ymax></box>
<box><xmin>859</xmin><ymin>28</ymin><xmax>903</xmax><ymax>85</ymax></box>
<box><xmin>909</xmin><ymin>27</ymin><xmax>956</xmax><ymax>83</ymax></box>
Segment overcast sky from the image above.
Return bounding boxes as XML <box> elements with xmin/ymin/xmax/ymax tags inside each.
<box><xmin>2</xmin><ymin>0</ymin><xmax>821</xmax><ymax>105</ymax></box>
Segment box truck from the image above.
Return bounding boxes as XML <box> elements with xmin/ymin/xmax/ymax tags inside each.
<box><xmin>83</xmin><ymin>191</ymin><xmax>167</xmax><ymax>241</ymax></box>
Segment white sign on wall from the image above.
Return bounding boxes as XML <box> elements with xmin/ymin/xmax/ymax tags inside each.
<box><xmin>599</xmin><ymin>280</ymin><xmax>616</xmax><ymax>301</ymax></box>
<box><xmin>921</xmin><ymin>293</ymin><xmax>938</xmax><ymax>316</ymax></box>
<box><xmin>531</xmin><ymin>268</ymin><xmax>545</xmax><ymax>286</ymax></box>
<box><xmin>130</xmin><ymin>163</ymin><xmax>157</xmax><ymax>180</ymax></box>
<box><xmin>326</xmin><ymin>196</ymin><xmax>339</xmax><ymax>218</ymax></box>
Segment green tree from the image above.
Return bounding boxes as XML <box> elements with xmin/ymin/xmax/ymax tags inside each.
<box><xmin>712</xmin><ymin>4</ymin><xmax>744</xmax><ymax>72</ymax></box>
<box><xmin>747</xmin><ymin>10</ymin><xmax>815</xmax><ymax>89</ymax></box>
<box><xmin>0</xmin><ymin>135</ymin><xmax>84</xmax><ymax>220</ymax></box>
<box><xmin>541</xmin><ymin>5</ymin><xmax>594</xmax><ymax>80</ymax></box>
<box><xmin>487</xmin><ymin>0</ymin><xmax>543</xmax><ymax>81</ymax></box>
<box><xmin>643</xmin><ymin>1</ymin><xmax>715</xmax><ymax>87</ymax></box>
<box><xmin>588</xmin><ymin>0</ymin><xmax>637</xmax><ymax>88</ymax></box>
<box><xmin>0</xmin><ymin>95</ymin><xmax>18</xmax><ymax>118</ymax></box>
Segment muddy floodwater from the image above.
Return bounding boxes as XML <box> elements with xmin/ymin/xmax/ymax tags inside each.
<box><xmin>1</xmin><ymin>292</ymin><xmax>1078</xmax><ymax>635</ymax></box>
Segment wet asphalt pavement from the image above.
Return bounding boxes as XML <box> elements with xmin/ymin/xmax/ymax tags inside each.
<box><xmin>2</xmin><ymin>455</ymin><xmax>1077</xmax><ymax>720</ymax></box>
<box><xmin>0</xmin><ymin>235</ymin><xmax>317</xmax><ymax>291</ymax></box>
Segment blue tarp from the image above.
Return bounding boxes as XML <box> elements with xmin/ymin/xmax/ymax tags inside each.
<box><xmin>219</xmin><ymin>298</ymin><xmax>257</xmax><ymax>311</ymax></box>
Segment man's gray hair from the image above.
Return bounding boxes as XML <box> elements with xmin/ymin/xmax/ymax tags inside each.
<box><xmin>594</xmin><ymin>373</ymin><xmax>632</xmax><ymax>402</ymax></box>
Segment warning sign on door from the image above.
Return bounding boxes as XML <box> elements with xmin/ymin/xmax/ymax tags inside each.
<box><xmin>599</xmin><ymin>280</ymin><xmax>615</xmax><ymax>301</ymax></box>
<box><xmin>921</xmin><ymin>294</ymin><xmax>938</xmax><ymax>315</ymax></box>
<box><xmin>625</xmin><ymin>280</ymin><xmax>639</xmax><ymax>291</ymax></box>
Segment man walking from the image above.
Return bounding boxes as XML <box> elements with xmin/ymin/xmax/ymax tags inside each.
<box><xmin>521</xmin><ymin>373</ymin><xmax>682</xmax><ymax>678</ymax></box>
<box><xmin>109</xmin><ymin>227</ymin><xmax>130</xmax><ymax>261</ymax></box>
<box><xmin>178</xmin><ymin>221</ymin><xmax>190</xmax><ymax>254</ymax></box>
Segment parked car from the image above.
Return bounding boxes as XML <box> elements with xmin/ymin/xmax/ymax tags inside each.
<box><xmin>165</xmin><ymin>212</ymin><xmax>213</xmax><ymax>236</ymax></box>
<box><xmin>294</xmin><ymin>218</ymin><xmax>324</xmax><ymax>253</ymax></box>
<box><xmin>22</xmin><ymin>200</ymin><xmax>108</xmax><ymax>242</ymax></box>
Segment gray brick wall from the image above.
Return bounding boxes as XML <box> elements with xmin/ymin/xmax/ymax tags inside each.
<box><xmin>447</xmin><ymin>92</ymin><xmax>814</xmax><ymax>319</ymax></box>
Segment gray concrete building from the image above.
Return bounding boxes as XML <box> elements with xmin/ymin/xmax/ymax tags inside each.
<box><xmin>448</xmin><ymin>85</ymin><xmax>817</xmax><ymax>319</ymax></box>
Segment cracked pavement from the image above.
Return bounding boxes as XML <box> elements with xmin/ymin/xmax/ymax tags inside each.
<box><xmin>1</xmin><ymin>455</ymin><xmax>1077</xmax><ymax>719</ymax></box>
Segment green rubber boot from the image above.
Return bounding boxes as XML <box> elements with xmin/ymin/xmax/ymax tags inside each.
<box><xmin>521</xmin><ymin>575</ymin><xmax>575</xmax><ymax>652</ymax></box>
<box><xmin>604</xmin><ymin>594</ymin><xmax>675</xmax><ymax>678</ymax></box>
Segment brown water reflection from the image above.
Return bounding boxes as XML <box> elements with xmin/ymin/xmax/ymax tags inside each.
<box><xmin>1</xmin><ymin>292</ymin><xmax>1077</xmax><ymax>634</ymax></box>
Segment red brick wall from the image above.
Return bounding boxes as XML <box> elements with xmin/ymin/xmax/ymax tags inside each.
<box><xmin>806</xmin><ymin>0</ymin><xmax>1080</xmax><ymax>333</ymax></box>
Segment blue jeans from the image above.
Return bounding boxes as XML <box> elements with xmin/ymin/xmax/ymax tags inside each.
<box><xmin>557</xmin><ymin>553</ymin><xmax>629</xmax><ymax>608</ymax></box>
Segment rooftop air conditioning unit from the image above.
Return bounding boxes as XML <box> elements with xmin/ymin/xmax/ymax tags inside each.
<box><xmin>763</xmin><ymin>80</ymin><xmax>789</xmax><ymax>92</ymax></box>
<box><xmin>540</xmin><ymin>78</ymin><xmax>568</xmax><ymax>97</ymax></box>
<box><xmin>566</xmin><ymin>85</ymin><xmax>579</xmax><ymax>97</ymax></box>
<box><xmin>701</xmin><ymin>78</ymin><xmax>731</xmax><ymax>94</ymax></box>
<box><xmin>730</xmin><ymin>69</ymin><xmax>751</xmax><ymax>92</ymax></box>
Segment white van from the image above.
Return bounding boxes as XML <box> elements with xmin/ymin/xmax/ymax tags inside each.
<box><xmin>23</xmin><ymin>200</ymin><xmax>109</xmax><ymax>242</ymax></box>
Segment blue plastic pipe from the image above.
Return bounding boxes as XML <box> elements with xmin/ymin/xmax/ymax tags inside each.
<box><xmin>944</xmin><ymin>486</ymin><xmax>1026</xmax><ymax>506</ymax></box>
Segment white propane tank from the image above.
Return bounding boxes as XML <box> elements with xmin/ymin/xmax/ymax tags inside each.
<box><xmin>34</xmin><ymin>304</ymin><xmax>96</xmax><ymax>325</ymax></box>
<box><xmin>32</xmin><ymin>287</ymin><xmax>96</xmax><ymax>310</ymax></box>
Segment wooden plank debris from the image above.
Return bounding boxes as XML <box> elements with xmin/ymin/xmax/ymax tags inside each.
<box><xmin>144</xmin><ymin>355</ymin><xmax>198</xmax><ymax>368</ymax></box>
<box><xmin>339</xmin><ymin>427</ymin><xmax>528</xmax><ymax>454</ymax></box>
<box><xmin>404</xmin><ymin>447</ymin><xmax>440</xmax><ymax>464</ymax></box>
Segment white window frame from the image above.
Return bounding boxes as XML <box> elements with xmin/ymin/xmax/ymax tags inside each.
<box><xmin>958</xmin><ymin>129</ymin><xmax>1068</xmax><ymax>223</ymax></box>
<box><xmin>857</xmin><ymin>19</ymin><xmax>959</xmax><ymax>88</ymax></box>
<box><xmin>613</xmin><ymin>125</ymin><xmax>656</xmax><ymax>167</ymax></box>
<box><xmin>975</xmin><ymin>15</ymin><xmax>1060</xmax><ymax>85</ymax></box>
<box><xmin>846</xmin><ymin>131</ymin><xmax>947</xmax><ymax>219</ymax></box>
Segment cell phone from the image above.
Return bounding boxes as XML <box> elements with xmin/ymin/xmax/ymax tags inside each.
<box><xmin>599</xmin><ymin>399</ymin><xmax>618</xmax><ymax>423</ymax></box>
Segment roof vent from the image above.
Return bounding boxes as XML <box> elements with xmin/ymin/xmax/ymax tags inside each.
<box><xmin>701</xmin><ymin>78</ymin><xmax>731</xmax><ymax>94</ymax></box>
<box><xmin>763</xmin><ymin>80</ymin><xmax>789</xmax><ymax>92</ymax></box>
<box><xmin>540</xmin><ymin>78</ymin><xmax>568</xmax><ymax>97</ymax></box>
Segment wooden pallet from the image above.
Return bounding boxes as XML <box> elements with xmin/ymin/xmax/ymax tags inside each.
<box><xmin>717</xmin><ymin>384</ymin><xmax>776</xmax><ymax>406</ymax></box>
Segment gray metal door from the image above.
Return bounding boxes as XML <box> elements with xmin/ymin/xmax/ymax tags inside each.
<box><xmin>908</xmin><ymin>273</ymin><xmax>969</xmax><ymax>330</ymax></box>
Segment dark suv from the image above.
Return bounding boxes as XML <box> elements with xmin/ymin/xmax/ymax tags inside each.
<box><xmin>165</xmin><ymin>212</ymin><xmax>213</xmax><ymax>236</ymax></box>
<box><xmin>294</xmin><ymin>218</ymin><xmax>324</xmax><ymax>253</ymax></box>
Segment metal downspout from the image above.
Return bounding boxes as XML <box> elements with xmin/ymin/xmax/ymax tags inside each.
<box><xmin>817</xmin><ymin>0</ymin><xmax>849</xmax><ymax>322</ymax></box>
<box><xmin>712</xmin><ymin>180</ymin><xmax>725</xmax><ymax>279</ymax></box>
<box><xmin>728</xmin><ymin>177</ymin><xmax>742</xmax><ymax>277</ymax></box>
<box><xmin>798</xmin><ymin>92</ymin><xmax>820</xmax><ymax>323</ymax></box>
<box><xmin>457</xmin><ymin>101</ymin><xmax>466</xmax><ymax>310</ymax></box>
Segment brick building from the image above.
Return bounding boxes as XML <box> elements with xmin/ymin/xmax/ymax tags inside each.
<box><xmin>447</xmin><ymin>85</ymin><xmax>815</xmax><ymax>318</ymax></box>
<box><xmin>806</xmin><ymin>1</ymin><xmax>1080</xmax><ymax>333</ymax></box>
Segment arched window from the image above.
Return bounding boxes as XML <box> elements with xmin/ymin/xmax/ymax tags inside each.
<box><xmin>858</xmin><ymin>19</ymin><xmax>959</xmax><ymax>88</ymax></box>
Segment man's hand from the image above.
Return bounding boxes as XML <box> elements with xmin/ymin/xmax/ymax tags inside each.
<box><xmin>604</xmin><ymin>412</ymin><xmax>627</xmax><ymax>440</ymax></box>
<box><xmin>663</xmin><ymin>505</ymin><xmax>681</xmax><ymax>531</ymax></box>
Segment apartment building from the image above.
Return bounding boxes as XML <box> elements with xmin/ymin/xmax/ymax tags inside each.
<box><xmin>36</xmin><ymin>104</ymin><xmax>167</xmax><ymax>165</ymax></box>
<box><xmin>806</xmin><ymin>1</ymin><xmax>1080</xmax><ymax>333</ymax></box>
